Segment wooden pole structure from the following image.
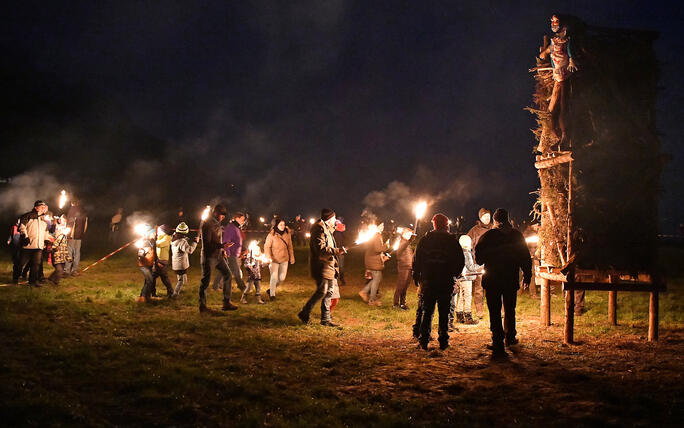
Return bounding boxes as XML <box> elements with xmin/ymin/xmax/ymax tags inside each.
<box><xmin>648</xmin><ymin>291</ymin><xmax>659</xmax><ymax>341</ymax></box>
<box><xmin>540</xmin><ymin>277</ymin><xmax>551</xmax><ymax>326</ymax></box>
<box><xmin>564</xmin><ymin>267</ymin><xmax>575</xmax><ymax>345</ymax></box>
<box><xmin>608</xmin><ymin>291</ymin><xmax>618</xmax><ymax>325</ymax></box>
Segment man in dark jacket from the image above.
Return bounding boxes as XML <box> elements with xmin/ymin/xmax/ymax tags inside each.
<box><xmin>466</xmin><ymin>208</ymin><xmax>491</xmax><ymax>318</ymax></box>
<box><xmin>65</xmin><ymin>199</ymin><xmax>87</xmax><ymax>276</ymax></box>
<box><xmin>298</xmin><ymin>208</ymin><xmax>345</xmax><ymax>327</ymax></box>
<box><xmin>413</xmin><ymin>214</ymin><xmax>465</xmax><ymax>350</ymax></box>
<box><xmin>198</xmin><ymin>205</ymin><xmax>236</xmax><ymax>312</ymax></box>
<box><xmin>475</xmin><ymin>208</ymin><xmax>532</xmax><ymax>357</ymax></box>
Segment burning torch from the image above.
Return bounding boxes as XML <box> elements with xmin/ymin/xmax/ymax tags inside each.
<box><xmin>413</xmin><ymin>201</ymin><xmax>428</xmax><ymax>234</ymax></box>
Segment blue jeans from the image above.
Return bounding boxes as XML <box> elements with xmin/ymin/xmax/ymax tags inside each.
<box><xmin>65</xmin><ymin>239</ymin><xmax>81</xmax><ymax>273</ymax></box>
<box><xmin>361</xmin><ymin>270</ymin><xmax>383</xmax><ymax>302</ymax></box>
<box><xmin>301</xmin><ymin>278</ymin><xmax>336</xmax><ymax>322</ymax></box>
<box><xmin>139</xmin><ymin>266</ymin><xmax>156</xmax><ymax>298</ymax></box>
<box><xmin>268</xmin><ymin>261</ymin><xmax>288</xmax><ymax>296</ymax></box>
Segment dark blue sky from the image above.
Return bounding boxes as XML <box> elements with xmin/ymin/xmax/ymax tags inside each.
<box><xmin>3</xmin><ymin>1</ymin><xmax>682</xmax><ymax>230</ymax></box>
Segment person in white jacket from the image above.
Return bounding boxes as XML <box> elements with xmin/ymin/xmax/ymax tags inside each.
<box><xmin>171</xmin><ymin>222</ymin><xmax>199</xmax><ymax>297</ymax></box>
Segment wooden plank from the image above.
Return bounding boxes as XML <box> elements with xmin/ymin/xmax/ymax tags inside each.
<box><xmin>535</xmin><ymin>152</ymin><xmax>573</xmax><ymax>169</ymax></box>
<box><xmin>537</xmin><ymin>271</ymin><xmax>567</xmax><ymax>282</ymax></box>
<box><xmin>563</xmin><ymin>282</ymin><xmax>666</xmax><ymax>292</ymax></box>
<box><xmin>649</xmin><ymin>292</ymin><xmax>659</xmax><ymax>341</ymax></box>
<box><xmin>540</xmin><ymin>277</ymin><xmax>551</xmax><ymax>326</ymax></box>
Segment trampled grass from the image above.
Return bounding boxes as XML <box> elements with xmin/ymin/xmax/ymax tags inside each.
<box><xmin>1</xmin><ymin>245</ymin><xmax>683</xmax><ymax>426</ymax></box>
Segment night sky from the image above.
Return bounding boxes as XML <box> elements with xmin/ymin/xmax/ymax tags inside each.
<box><xmin>2</xmin><ymin>1</ymin><xmax>682</xmax><ymax>231</ymax></box>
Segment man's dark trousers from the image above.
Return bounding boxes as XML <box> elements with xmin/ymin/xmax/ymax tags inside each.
<box><xmin>16</xmin><ymin>249</ymin><xmax>42</xmax><ymax>285</ymax></box>
<box><xmin>419</xmin><ymin>286</ymin><xmax>452</xmax><ymax>347</ymax></box>
<box><xmin>485</xmin><ymin>287</ymin><xmax>518</xmax><ymax>345</ymax></box>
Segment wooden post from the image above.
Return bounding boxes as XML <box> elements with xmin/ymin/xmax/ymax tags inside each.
<box><xmin>648</xmin><ymin>291</ymin><xmax>659</xmax><ymax>341</ymax></box>
<box><xmin>540</xmin><ymin>277</ymin><xmax>551</xmax><ymax>326</ymax></box>
<box><xmin>564</xmin><ymin>287</ymin><xmax>574</xmax><ymax>344</ymax></box>
<box><xmin>608</xmin><ymin>291</ymin><xmax>618</xmax><ymax>325</ymax></box>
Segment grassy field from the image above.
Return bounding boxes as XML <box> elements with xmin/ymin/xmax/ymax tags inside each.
<box><xmin>1</xmin><ymin>243</ymin><xmax>683</xmax><ymax>427</ymax></box>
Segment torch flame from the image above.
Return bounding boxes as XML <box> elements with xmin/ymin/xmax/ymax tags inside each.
<box><xmin>355</xmin><ymin>224</ymin><xmax>379</xmax><ymax>245</ymax></box>
<box><xmin>134</xmin><ymin>223</ymin><xmax>150</xmax><ymax>236</ymax></box>
<box><xmin>134</xmin><ymin>239</ymin><xmax>145</xmax><ymax>249</ymax></box>
<box><xmin>414</xmin><ymin>201</ymin><xmax>428</xmax><ymax>220</ymax></box>
<box><xmin>305</xmin><ymin>232</ymin><xmax>311</xmax><ymax>238</ymax></box>
<box><xmin>525</xmin><ymin>235</ymin><xmax>540</xmax><ymax>244</ymax></box>
<box><xmin>58</xmin><ymin>190</ymin><xmax>67</xmax><ymax>209</ymax></box>
<box><xmin>259</xmin><ymin>216</ymin><xmax>265</xmax><ymax>223</ymax></box>
<box><xmin>392</xmin><ymin>238</ymin><xmax>401</xmax><ymax>251</ymax></box>
<box><xmin>201</xmin><ymin>205</ymin><xmax>211</xmax><ymax>221</ymax></box>
<box><xmin>309</xmin><ymin>217</ymin><xmax>315</xmax><ymax>225</ymax></box>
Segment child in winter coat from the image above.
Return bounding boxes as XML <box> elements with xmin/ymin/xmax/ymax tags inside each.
<box><xmin>47</xmin><ymin>216</ymin><xmax>72</xmax><ymax>285</ymax></box>
<box><xmin>171</xmin><ymin>222</ymin><xmax>199</xmax><ymax>297</ymax></box>
<box><xmin>241</xmin><ymin>242</ymin><xmax>266</xmax><ymax>304</ymax></box>
<box><xmin>450</xmin><ymin>235</ymin><xmax>481</xmax><ymax>327</ymax></box>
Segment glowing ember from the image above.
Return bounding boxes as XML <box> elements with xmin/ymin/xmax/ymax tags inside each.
<box><xmin>525</xmin><ymin>235</ymin><xmax>540</xmax><ymax>244</ymax></box>
<box><xmin>355</xmin><ymin>224</ymin><xmax>379</xmax><ymax>245</ymax></box>
<box><xmin>305</xmin><ymin>232</ymin><xmax>311</xmax><ymax>238</ymax></box>
<box><xmin>58</xmin><ymin>190</ymin><xmax>68</xmax><ymax>209</ymax></box>
<box><xmin>414</xmin><ymin>201</ymin><xmax>428</xmax><ymax>220</ymax></box>
<box><xmin>201</xmin><ymin>205</ymin><xmax>211</xmax><ymax>221</ymax></box>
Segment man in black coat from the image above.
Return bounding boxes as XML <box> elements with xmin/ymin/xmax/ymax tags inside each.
<box><xmin>412</xmin><ymin>214</ymin><xmax>465</xmax><ymax>350</ymax></box>
<box><xmin>475</xmin><ymin>209</ymin><xmax>532</xmax><ymax>357</ymax></box>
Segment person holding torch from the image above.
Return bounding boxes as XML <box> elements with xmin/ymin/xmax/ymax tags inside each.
<box><xmin>198</xmin><ymin>205</ymin><xmax>236</xmax><ymax>313</ymax></box>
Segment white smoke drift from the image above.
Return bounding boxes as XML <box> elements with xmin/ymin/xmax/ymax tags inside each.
<box><xmin>0</xmin><ymin>169</ymin><xmax>65</xmax><ymax>216</ymax></box>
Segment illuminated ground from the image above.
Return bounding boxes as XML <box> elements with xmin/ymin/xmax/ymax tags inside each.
<box><xmin>1</xmin><ymin>246</ymin><xmax>682</xmax><ymax>426</ymax></box>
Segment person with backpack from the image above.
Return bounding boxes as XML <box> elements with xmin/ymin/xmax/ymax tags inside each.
<box><xmin>170</xmin><ymin>222</ymin><xmax>199</xmax><ymax>297</ymax></box>
<box><xmin>412</xmin><ymin>214</ymin><xmax>465</xmax><ymax>351</ymax></box>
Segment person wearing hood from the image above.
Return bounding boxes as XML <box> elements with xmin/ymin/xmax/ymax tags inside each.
<box><xmin>413</xmin><ymin>214</ymin><xmax>465</xmax><ymax>351</ymax></box>
<box><xmin>171</xmin><ymin>222</ymin><xmax>199</xmax><ymax>296</ymax></box>
<box><xmin>47</xmin><ymin>215</ymin><xmax>72</xmax><ymax>285</ymax></box>
<box><xmin>450</xmin><ymin>235</ymin><xmax>481</xmax><ymax>328</ymax></box>
<box><xmin>298</xmin><ymin>208</ymin><xmax>345</xmax><ymax>327</ymax></box>
<box><xmin>466</xmin><ymin>208</ymin><xmax>492</xmax><ymax>318</ymax></box>
<box><xmin>393</xmin><ymin>228</ymin><xmax>414</xmax><ymax>310</ymax></box>
<box><xmin>264</xmin><ymin>217</ymin><xmax>295</xmax><ymax>300</ymax></box>
<box><xmin>153</xmin><ymin>224</ymin><xmax>176</xmax><ymax>298</ymax></box>
<box><xmin>475</xmin><ymin>209</ymin><xmax>532</xmax><ymax>358</ymax></box>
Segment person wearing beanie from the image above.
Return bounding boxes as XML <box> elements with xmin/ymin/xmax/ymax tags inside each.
<box><xmin>474</xmin><ymin>208</ymin><xmax>532</xmax><ymax>358</ymax></box>
<box><xmin>298</xmin><ymin>208</ymin><xmax>345</xmax><ymax>327</ymax></box>
<box><xmin>264</xmin><ymin>217</ymin><xmax>295</xmax><ymax>300</ymax></box>
<box><xmin>171</xmin><ymin>222</ymin><xmax>199</xmax><ymax>296</ymax></box>
<box><xmin>198</xmin><ymin>204</ymin><xmax>237</xmax><ymax>312</ymax></box>
<box><xmin>412</xmin><ymin>213</ymin><xmax>465</xmax><ymax>350</ymax></box>
<box><xmin>466</xmin><ymin>208</ymin><xmax>492</xmax><ymax>318</ymax></box>
<box><xmin>14</xmin><ymin>201</ymin><xmax>52</xmax><ymax>286</ymax></box>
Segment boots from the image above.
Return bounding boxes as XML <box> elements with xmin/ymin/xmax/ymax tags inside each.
<box><xmin>463</xmin><ymin>312</ymin><xmax>479</xmax><ymax>325</ymax></box>
<box><xmin>456</xmin><ymin>311</ymin><xmax>465</xmax><ymax>323</ymax></box>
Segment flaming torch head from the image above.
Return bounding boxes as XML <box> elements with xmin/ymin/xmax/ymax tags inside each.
<box><xmin>309</xmin><ymin>217</ymin><xmax>315</xmax><ymax>225</ymax></box>
<box><xmin>392</xmin><ymin>238</ymin><xmax>401</xmax><ymax>251</ymax></box>
<box><xmin>525</xmin><ymin>235</ymin><xmax>540</xmax><ymax>244</ymax></box>
<box><xmin>134</xmin><ymin>223</ymin><xmax>151</xmax><ymax>236</ymax></box>
<box><xmin>355</xmin><ymin>224</ymin><xmax>379</xmax><ymax>245</ymax></box>
<box><xmin>58</xmin><ymin>190</ymin><xmax>67</xmax><ymax>210</ymax></box>
<box><xmin>201</xmin><ymin>205</ymin><xmax>211</xmax><ymax>222</ymax></box>
<box><xmin>414</xmin><ymin>201</ymin><xmax>428</xmax><ymax>220</ymax></box>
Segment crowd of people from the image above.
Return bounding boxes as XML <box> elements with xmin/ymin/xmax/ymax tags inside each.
<box><xmin>8</xmin><ymin>199</ymin><xmax>535</xmax><ymax>358</ymax></box>
<box><xmin>8</xmin><ymin>199</ymin><xmax>88</xmax><ymax>287</ymax></box>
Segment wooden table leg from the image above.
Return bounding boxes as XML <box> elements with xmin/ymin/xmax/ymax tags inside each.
<box><xmin>648</xmin><ymin>291</ymin><xmax>659</xmax><ymax>342</ymax></box>
<box><xmin>564</xmin><ymin>287</ymin><xmax>574</xmax><ymax>344</ymax></box>
<box><xmin>540</xmin><ymin>277</ymin><xmax>550</xmax><ymax>326</ymax></box>
<box><xmin>608</xmin><ymin>290</ymin><xmax>618</xmax><ymax>325</ymax></box>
